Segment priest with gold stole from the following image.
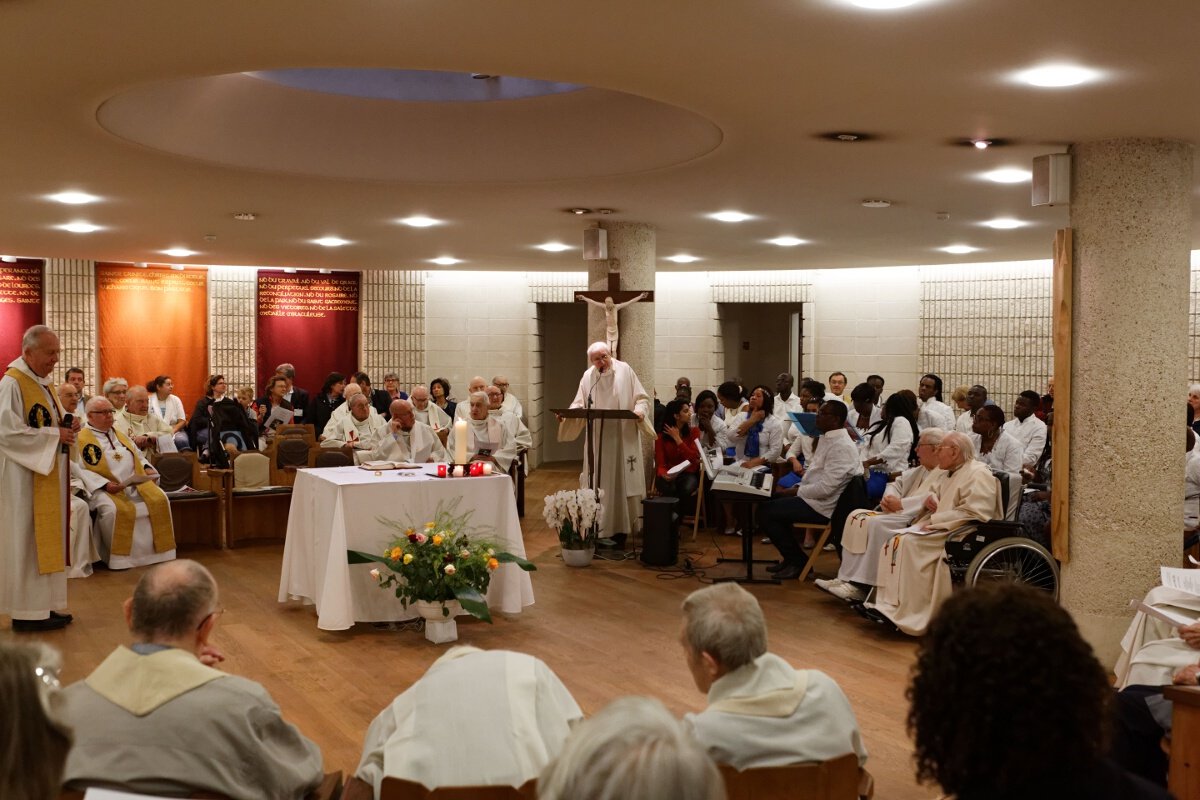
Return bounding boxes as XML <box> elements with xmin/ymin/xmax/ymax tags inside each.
<box><xmin>78</xmin><ymin>396</ymin><xmax>176</xmax><ymax>570</ymax></box>
<box><xmin>0</xmin><ymin>325</ymin><xmax>78</xmax><ymax>631</ymax></box>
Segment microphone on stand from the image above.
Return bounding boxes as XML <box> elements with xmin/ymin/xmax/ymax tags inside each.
<box><xmin>60</xmin><ymin>413</ymin><xmax>73</xmax><ymax>455</ymax></box>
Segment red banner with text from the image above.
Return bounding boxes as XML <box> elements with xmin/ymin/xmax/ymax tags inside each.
<box><xmin>0</xmin><ymin>260</ymin><xmax>44</xmax><ymax>367</ymax></box>
<box><xmin>96</xmin><ymin>264</ymin><xmax>209</xmax><ymax>415</ymax></box>
<box><xmin>256</xmin><ymin>271</ymin><xmax>360</xmax><ymax>403</ymax></box>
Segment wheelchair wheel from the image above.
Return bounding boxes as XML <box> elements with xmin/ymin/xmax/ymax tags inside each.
<box><xmin>963</xmin><ymin>538</ymin><xmax>1059</xmax><ymax>601</ymax></box>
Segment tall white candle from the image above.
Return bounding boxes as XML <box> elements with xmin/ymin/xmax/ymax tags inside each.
<box><xmin>454</xmin><ymin>419</ymin><xmax>468</xmax><ymax>464</ymax></box>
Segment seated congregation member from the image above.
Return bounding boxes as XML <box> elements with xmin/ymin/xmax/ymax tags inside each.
<box><xmin>307</xmin><ymin>371</ymin><xmax>346</xmax><ymax>440</ymax></box>
<box><xmin>726</xmin><ymin>384</ymin><xmax>782</xmax><ymax>467</ymax></box>
<box><xmin>258</xmin><ymin>374</ymin><xmax>294</xmax><ymax>438</ymax></box>
<box><xmin>453</xmin><ymin>376</ymin><xmax>489</xmax><ymax>420</ymax></box>
<box><xmin>0</xmin><ymin>641</ymin><xmax>73</xmax><ymax>800</ymax></box>
<box><xmin>692</xmin><ymin>389</ymin><xmax>727</xmax><ymax>452</ymax></box>
<box><xmin>381</xmin><ymin>371</ymin><xmax>408</xmax><ymax>404</ymax></box>
<box><xmin>909</xmin><ymin>584</ymin><xmax>1169</xmax><ymax>800</ymax></box>
<box><xmin>538</xmin><ymin>696</ymin><xmax>722</xmax><ymax>800</ymax></box>
<box><xmin>58</xmin><ymin>379</ymin><xmax>80</xmax><ymax>418</ymax></box>
<box><xmin>716</xmin><ymin>379</ymin><xmax>748</xmax><ymax>423</ymax></box>
<box><xmin>1003</xmin><ymin>390</ymin><xmax>1048</xmax><ymax>468</ymax></box>
<box><xmin>321</xmin><ymin>393</ymin><xmax>386</xmax><ymax>458</ymax></box>
<box><xmin>863</xmin><ymin>392</ymin><xmax>918</xmax><ymax>479</ymax></box>
<box><xmin>971</xmin><ymin>404</ymin><xmax>1023</xmax><ymax>474</ymax></box>
<box><xmin>65</xmin><ymin>365</ymin><xmax>89</xmax><ymax>405</ymax></box>
<box><xmin>865</xmin><ymin>374</ymin><xmax>885</xmax><ymax>407</ymax></box>
<box><xmin>270</xmin><ymin>363</ymin><xmax>309</xmax><ymax>421</ymax></box>
<box><xmin>817</xmin><ymin>427</ymin><xmax>947</xmax><ymax>604</ymax></box>
<box><xmin>828</xmin><ymin>371</ymin><xmax>849</xmax><ymax>404</ymax></box>
<box><xmin>487</xmin><ymin>384</ymin><xmax>532</xmax><ymax>450</ymax></box>
<box><xmin>61</xmin><ymin>560</ymin><xmax>323</xmax><ymax>799</ymax></box>
<box><xmin>867</xmin><ymin>432</ymin><xmax>1001</xmax><ymax>635</ymax></box>
<box><xmin>147</xmin><ymin>375</ymin><xmax>190</xmax><ymax>451</ymax></box>
<box><xmin>954</xmin><ymin>383</ymin><xmax>988</xmax><ymax>433</ymax></box>
<box><xmin>758</xmin><ymin>401</ymin><xmax>860</xmax><ymax>580</ymax></box>
<box><xmin>123</xmin><ymin>385</ymin><xmax>177</xmax><ymax>454</ymax></box>
<box><xmin>916</xmin><ymin>373</ymin><xmax>955</xmax><ymax>431</ymax></box>
<box><xmin>408</xmin><ymin>383</ymin><xmax>451</xmax><ymax>430</ymax></box>
<box><xmin>360</xmin><ymin>399</ymin><xmax>447</xmax><ymax>463</ymax></box>
<box><xmin>655</xmin><ymin>398</ymin><xmax>701</xmax><ymax>508</ymax></box>
<box><xmin>447</xmin><ymin>391</ymin><xmax>520</xmax><ymax>471</ymax></box>
<box><xmin>847</xmin><ymin>382</ymin><xmax>881</xmax><ymax>436</ymax></box>
<box><xmin>1114</xmin><ymin>581</ymin><xmax>1200</xmax><ymax>690</ymax></box>
<box><xmin>494</xmin><ymin>374</ymin><xmax>524</xmax><ymax>420</ymax></box>
<box><xmin>1190</xmin><ymin>384</ymin><xmax>1200</xmax><ymax>437</ymax></box>
<box><xmin>1188</xmin><ymin>428</ymin><xmax>1200</xmax><ymax>529</ymax></box>
<box><xmin>186</xmin><ymin>373</ymin><xmax>230</xmax><ymax>452</ymax></box>
<box><xmin>356</xmin><ymin>646</ymin><xmax>582</xmax><ymax>795</ymax></box>
<box><xmin>430</xmin><ymin>376</ymin><xmax>455</xmax><ymax>420</ymax></box>
<box><xmin>77</xmin><ymin>397</ymin><xmax>176</xmax><ymax>570</ymax></box>
<box><xmin>351</xmin><ymin>371</ymin><xmax>392</xmax><ymax>419</ymax></box>
<box><xmin>103</xmin><ymin>376</ymin><xmax>131</xmax><ymax>437</ymax></box>
<box><xmin>773</xmin><ymin>372</ymin><xmax>803</xmax><ymax>421</ymax></box>
<box><xmin>680</xmin><ymin>583</ymin><xmax>867</xmax><ymax>769</ymax></box>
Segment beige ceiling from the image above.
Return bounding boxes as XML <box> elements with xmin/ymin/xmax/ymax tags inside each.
<box><xmin>1</xmin><ymin>0</ymin><xmax>1197</xmax><ymax>272</ymax></box>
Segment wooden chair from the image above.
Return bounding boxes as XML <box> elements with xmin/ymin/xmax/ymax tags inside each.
<box><xmin>343</xmin><ymin>776</ymin><xmax>536</xmax><ymax>800</ymax></box>
<box><xmin>155</xmin><ymin>451</ymin><xmax>223</xmax><ymax>549</ymax></box>
<box><xmin>275</xmin><ymin>423</ymin><xmax>317</xmax><ymax>447</ymax></box>
<box><xmin>509</xmin><ymin>448</ymin><xmax>527</xmax><ymax>517</ymax></box>
<box><xmin>315</xmin><ymin>449</ymin><xmax>353</xmax><ymax>468</ymax></box>
<box><xmin>274</xmin><ymin>437</ymin><xmax>315</xmax><ymax>486</ymax></box>
<box><xmin>226</xmin><ymin>450</ymin><xmax>293</xmax><ymax>547</ymax></box>
<box><xmin>1165</xmin><ymin>685</ymin><xmax>1200</xmax><ymax>800</ymax></box>
<box><xmin>719</xmin><ymin>754</ymin><xmax>865</xmax><ymax>800</ymax></box>
<box><xmin>60</xmin><ymin>771</ymin><xmax>342</xmax><ymax>800</ymax></box>
<box><xmin>796</xmin><ymin>475</ymin><xmax>869</xmax><ymax>583</ymax></box>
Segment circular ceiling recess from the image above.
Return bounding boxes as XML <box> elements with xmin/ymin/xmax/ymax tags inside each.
<box><xmin>96</xmin><ymin>69</ymin><xmax>724</xmax><ymax>183</ymax></box>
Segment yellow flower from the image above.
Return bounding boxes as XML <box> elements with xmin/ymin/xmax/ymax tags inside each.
<box><xmin>389</xmin><ymin>547</ymin><xmax>403</xmax><ymax>560</ymax></box>
<box><xmin>425</xmin><ymin>521</ymin><xmax>436</xmax><ymax>529</ymax></box>
<box><xmin>403</xmin><ymin>553</ymin><xmax>414</xmax><ymax>565</ymax></box>
<box><xmin>404</xmin><ymin>528</ymin><xmax>415</xmax><ymax>537</ymax></box>
<box><xmin>432</xmin><ymin>534</ymin><xmax>444</xmax><ymax>546</ymax></box>
<box><xmin>487</xmin><ymin>557</ymin><xmax>499</xmax><ymax>571</ymax></box>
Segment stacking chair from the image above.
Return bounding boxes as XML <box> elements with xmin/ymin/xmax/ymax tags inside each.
<box><xmin>796</xmin><ymin>475</ymin><xmax>868</xmax><ymax>583</ymax></box>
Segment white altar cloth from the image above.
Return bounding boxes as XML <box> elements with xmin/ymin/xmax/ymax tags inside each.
<box><xmin>278</xmin><ymin>465</ymin><xmax>534</xmax><ymax>630</ymax></box>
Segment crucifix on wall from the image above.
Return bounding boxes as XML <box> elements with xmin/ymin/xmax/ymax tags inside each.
<box><xmin>574</xmin><ymin>269</ymin><xmax>654</xmax><ymax>358</ymax></box>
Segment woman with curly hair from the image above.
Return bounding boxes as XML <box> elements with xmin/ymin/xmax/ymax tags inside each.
<box><xmin>907</xmin><ymin>584</ymin><xmax>1169</xmax><ymax>800</ymax></box>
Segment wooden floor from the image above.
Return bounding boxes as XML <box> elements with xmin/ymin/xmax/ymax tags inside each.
<box><xmin>2</xmin><ymin>462</ymin><xmax>932</xmax><ymax>799</ymax></box>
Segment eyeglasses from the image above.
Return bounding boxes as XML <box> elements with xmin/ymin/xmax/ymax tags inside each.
<box><xmin>88</xmin><ymin>409</ymin><xmax>115</xmax><ymax>415</ymax></box>
<box><xmin>196</xmin><ymin>606</ymin><xmax>225</xmax><ymax>630</ymax></box>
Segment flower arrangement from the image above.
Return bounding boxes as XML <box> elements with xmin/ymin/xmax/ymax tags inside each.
<box><xmin>348</xmin><ymin>502</ymin><xmax>535</xmax><ymax>623</ymax></box>
<box><xmin>543</xmin><ymin>488</ymin><xmax>611</xmax><ymax>550</ymax></box>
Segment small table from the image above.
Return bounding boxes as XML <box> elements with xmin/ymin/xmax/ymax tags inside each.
<box><xmin>278</xmin><ymin>465</ymin><xmax>534</xmax><ymax>630</ymax></box>
<box><xmin>711</xmin><ymin>490</ymin><xmax>780</xmax><ymax>585</ymax></box>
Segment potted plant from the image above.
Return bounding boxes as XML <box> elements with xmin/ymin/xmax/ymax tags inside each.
<box><xmin>348</xmin><ymin>503</ymin><xmax>535</xmax><ymax>642</ymax></box>
<box><xmin>543</xmin><ymin>488</ymin><xmax>612</xmax><ymax>567</ymax></box>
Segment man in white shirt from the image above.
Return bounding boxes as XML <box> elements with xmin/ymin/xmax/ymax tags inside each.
<box><xmin>1003</xmin><ymin>390</ymin><xmax>1048</xmax><ymax>468</ymax></box>
<box><xmin>773</xmin><ymin>373</ymin><xmax>804</xmax><ymax>422</ymax></box>
<box><xmin>681</xmin><ymin>583</ymin><xmax>867</xmax><ymax>769</ymax></box>
<box><xmin>916</xmin><ymin>373</ymin><xmax>955</xmax><ymax>431</ymax></box>
<box><xmin>954</xmin><ymin>384</ymin><xmax>989</xmax><ymax>433</ymax></box>
<box><xmin>827</xmin><ymin>371</ymin><xmax>849</xmax><ymax>404</ymax></box>
<box><xmin>758</xmin><ymin>400</ymin><xmax>861</xmax><ymax>580</ymax></box>
<box><xmin>65</xmin><ymin>366</ymin><xmax>90</xmax><ymax>406</ymax></box>
<box><xmin>361</xmin><ymin>399</ymin><xmax>447</xmax><ymax>464</ymax></box>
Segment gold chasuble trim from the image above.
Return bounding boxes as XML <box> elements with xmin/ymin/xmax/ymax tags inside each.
<box><xmin>77</xmin><ymin>427</ymin><xmax>174</xmax><ymax>556</ymax></box>
<box><xmin>4</xmin><ymin>367</ymin><xmax>64</xmax><ymax>575</ymax></box>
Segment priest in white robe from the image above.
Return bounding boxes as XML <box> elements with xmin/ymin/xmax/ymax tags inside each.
<box><xmin>817</xmin><ymin>427</ymin><xmax>947</xmax><ymax>603</ymax></box>
<box><xmin>868</xmin><ymin>431</ymin><xmax>1001</xmax><ymax>635</ymax></box>
<box><xmin>0</xmin><ymin>325</ymin><xmax>77</xmax><ymax>630</ymax></box>
<box><xmin>360</xmin><ymin>399</ymin><xmax>447</xmax><ymax>464</ymax></box>
<box><xmin>1114</xmin><ymin>585</ymin><xmax>1200</xmax><ymax>689</ymax></box>
<box><xmin>409</xmin><ymin>385</ymin><xmax>452</xmax><ymax>431</ymax></box>
<box><xmin>560</xmin><ymin>342</ymin><xmax>654</xmax><ymax>539</ymax></box>
<box><xmin>77</xmin><ymin>397</ymin><xmax>176</xmax><ymax>571</ymax></box>
<box><xmin>681</xmin><ymin>583</ymin><xmax>867</xmax><ymax>770</ymax></box>
<box><xmin>493</xmin><ymin>375</ymin><xmax>525</xmax><ymax>421</ymax></box>
<box><xmin>124</xmin><ymin>385</ymin><xmax>177</xmax><ymax>454</ymax></box>
<box><xmin>59</xmin><ymin>379</ymin><xmax>97</xmax><ymax>578</ymax></box>
<box><xmin>321</xmin><ymin>393</ymin><xmax>387</xmax><ymax>458</ymax></box>
<box><xmin>448</xmin><ymin>392</ymin><xmax>521</xmax><ymax>472</ymax></box>
<box><xmin>355</xmin><ymin>646</ymin><xmax>582</xmax><ymax>794</ymax></box>
<box><xmin>453</xmin><ymin>376</ymin><xmax>489</xmax><ymax>421</ymax></box>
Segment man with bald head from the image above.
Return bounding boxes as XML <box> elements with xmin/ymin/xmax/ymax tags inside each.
<box><xmin>60</xmin><ymin>559</ymin><xmax>323</xmax><ymax>798</ymax></box>
<box><xmin>454</xmin><ymin>376</ymin><xmax>489</xmax><ymax>420</ymax></box>
<box><xmin>0</xmin><ymin>325</ymin><xmax>81</xmax><ymax>630</ymax></box>
<box><xmin>361</xmin><ymin>399</ymin><xmax>447</xmax><ymax>464</ymax></box>
<box><xmin>123</xmin><ymin>385</ymin><xmax>176</xmax><ymax>454</ymax></box>
<box><xmin>77</xmin><ymin>396</ymin><xmax>175</xmax><ymax>570</ymax></box>
<box><xmin>410</xmin><ymin>384</ymin><xmax>451</xmax><ymax>430</ymax></box>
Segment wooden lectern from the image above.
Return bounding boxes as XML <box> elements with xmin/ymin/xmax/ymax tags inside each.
<box><xmin>552</xmin><ymin>407</ymin><xmax>639</xmax><ymax>493</ymax></box>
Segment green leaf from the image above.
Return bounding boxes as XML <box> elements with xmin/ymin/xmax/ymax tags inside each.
<box><xmin>452</xmin><ymin>584</ymin><xmax>493</xmax><ymax>624</ymax></box>
<box><xmin>494</xmin><ymin>551</ymin><xmax>537</xmax><ymax>571</ymax></box>
<box><xmin>348</xmin><ymin>549</ymin><xmax>390</xmax><ymax>565</ymax></box>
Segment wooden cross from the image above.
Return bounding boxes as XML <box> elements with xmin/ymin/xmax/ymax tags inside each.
<box><xmin>573</xmin><ymin>270</ymin><xmax>655</xmax><ymax>307</ymax></box>
<box><xmin>574</xmin><ymin>270</ymin><xmax>654</xmax><ymax>358</ymax></box>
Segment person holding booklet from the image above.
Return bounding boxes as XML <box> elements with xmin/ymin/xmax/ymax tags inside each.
<box><xmin>654</xmin><ymin>399</ymin><xmax>701</xmax><ymax>510</ymax></box>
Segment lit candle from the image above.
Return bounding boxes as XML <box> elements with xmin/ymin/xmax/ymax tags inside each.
<box><xmin>469</xmin><ymin>462</ymin><xmax>482</xmax><ymax>477</ymax></box>
<box><xmin>436</xmin><ymin>463</ymin><xmax>448</xmax><ymax>478</ymax></box>
<box><xmin>481</xmin><ymin>462</ymin><xmax>493</xmax><ymax>475</ymax></box>
<box><xmin>453</xmin><ymin>419</ymin><xmax>468</xmax><ymax>465</ymax></box>
<box><xmin>452</xmin><ymin>465</ymin><xmax>465</xmax><ymax>478</ymax></box>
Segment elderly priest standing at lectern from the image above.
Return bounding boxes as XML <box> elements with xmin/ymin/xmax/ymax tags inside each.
<box><xmin>560</xmin><ymin>342</ymin><xmax>654</xmax><ymax>541</ymax></box>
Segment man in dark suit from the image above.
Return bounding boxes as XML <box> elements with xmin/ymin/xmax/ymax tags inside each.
<box><xmin>271</xmin><ymin>363</ymin><xmax>309</xmax><ymax>423</ymax></box>
<box><xmin>353</xmin><ymin>371</ymin><xmax>393</xmax><ymax>419</ymax></box>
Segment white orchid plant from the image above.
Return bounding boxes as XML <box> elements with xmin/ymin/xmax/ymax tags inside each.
<box><xmin>543</xmin><ymin>488</ymin><xmax>611</xmax><ymax>550</ymax></box>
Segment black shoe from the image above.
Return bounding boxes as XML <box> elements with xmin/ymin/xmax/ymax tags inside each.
<box><xmin>50</xmin><ymin>611</ymin><xmax>73</xmax><ymax>624</ymax></box>
<box><xmin>12</xmin><ymin>616</ymin><xmax>70</xmax><ymax>632</ymax></box>
<box><xmin>772</xmin><ymin>562</ymin><xmax>804</xmax><ymax>580</ymax></box>
<box><xmin>765</xmin><ymin>561</ymin><xmax>786</xmax><ymax>573</ymax></box>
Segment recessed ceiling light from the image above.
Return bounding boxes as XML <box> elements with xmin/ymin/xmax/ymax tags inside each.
<box><xmin>60</xmin><ymin>221</ymin><xmax>100</xmax><ymax>233</ymax></box>
<box><xmin>429</xmin><ymin>257</ymin><xmax>463</xmax><ymax>266</ymax></box>
<box><xmin>1015</xmin><ymin>63</ymin><xmax>1102</xmax><ymax>88</ymax></box>
<box><xmin>709</xmin><ymin>211</ymin><xmax>753</xmax><ymax>223</ymax></box>
<box><xmin>981</xmin><ymin>168</ymin><xmax>1032</xmax><ymax>184</ymax></box>
<box><xmin>1</xmin><ymin>256</ymin><xmax>17</xmax><ymax>263</ymax></box>
<box><xmin>861</xmin><ymin>200</ymin><xmax>892</xmax><ymax>208</ymax></box>
<box><xmin>767</xmin><ymin>236</ymin><xmax>807</xmax><ymax>247</ymax></box>
<box><xmin>973</xmin><ymin>140</ymin><xmax>991</xmax><ymax>150</ymax></box>
<box><xmin>666</xmin><ymin>254</ymin><xmax>701</xmax><ymax>263</ymax></box>
<box><xmin>981</xmin><ymin>218</ymin><xmax>1027</xmax><ymax>230</ymax></box>
<box><xmin>162</xmin><ymin>248</ymin><xmax>197</xmax><ymax>258</ymax></box>
<box><xmin>48</xmin><ymin>191</ymin><xmax>99</xmax><ymax>205</ymax></box>
<box><xmin>846</xmin><ymin>0</ymin><xmax>924</xmax><ymax>9</ymax></box>
<box><xmin>313</xmin><ymin>236</ymin><xmax>350</xmax><ymax>247</ymax></box>
<box><xmin>941</xmin><ymin>245</ymin><xmax>980</xmax><ymax>255</ymax></box>
<box><xmin>566</xmin><ymin>208</ymin><xmax>592</xmax><ymax>215</ymax></box>
<box><xmin>536</xmin><ymin>242</ymin><xmax>572</xmax><ymax>252</ymax></box>
<box><xmin>170</xmin><ymin>265</ymin><xmax>186</xmax><ymax>271</ymax></box>
<box><xmin>398</xmin><ymin>216</ymin><xmax>441</xmax><ymax>228</ymax></box>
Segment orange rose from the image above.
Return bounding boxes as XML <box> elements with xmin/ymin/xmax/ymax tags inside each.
<box><xmin>487</xmin><ymin>557</ymin><xmax>499</xmax><ymax>571</ymax></box>
<box><xmin>389</xmin><ymin>546</ymin><xmax>403</xmax><ymax>560</ymax></box>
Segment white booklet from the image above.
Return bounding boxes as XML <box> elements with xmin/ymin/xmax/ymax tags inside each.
<box><xmin>1161</xmin><ymin>566</ymin><xmax>1200</xmax><ymax>598</ymax></box>
<box><xmin>666</xmin><ymin>460</ymin><xmax>691</xmax><ymax>477</ymax></box>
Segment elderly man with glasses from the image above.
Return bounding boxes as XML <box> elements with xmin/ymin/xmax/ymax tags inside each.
<box><xmin>59</xmin><ymin>560</ymin><xmax>323</xmax><ymax>798</ymax></box>
<box><xmin>866</xmin><ymin>431</ymin><xmax>1002</xmax><ymax>635</ymax></box>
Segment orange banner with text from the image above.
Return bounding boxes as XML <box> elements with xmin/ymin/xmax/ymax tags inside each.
<box><xmin>96</xmin><ymin>264</ymin><xmax>208</xmax><ymax>416</ymax></box>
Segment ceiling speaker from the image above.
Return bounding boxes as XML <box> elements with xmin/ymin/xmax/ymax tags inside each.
<box><xmin>1032</xmin><ymin>153</ymin><xmax>1071</xmax><ymax>207</ymax></box>
<box><xmin>583</xmin><ymin>227</ymin><xmax>608</xmax><ymax>261</ymax></box>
